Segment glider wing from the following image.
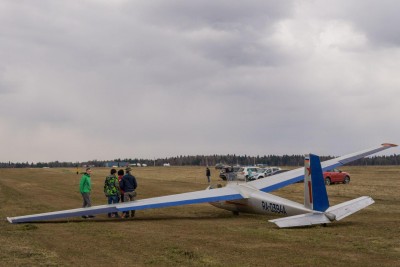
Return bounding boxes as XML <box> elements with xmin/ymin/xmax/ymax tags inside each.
<box><xmin>7</xmin><ymin>186</ymin><xmax>243</xmax><ymax>223</ymax></box>
<box><xmin>248</xmin><ymin>143</ymin><xmax>397</xmax><ymax>192</ymax></box>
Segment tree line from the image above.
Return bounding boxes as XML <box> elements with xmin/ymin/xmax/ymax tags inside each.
<box><xmin>1</xmin><ymin>154</ymin><xmax>399</xmax><ymax>168</ymax></box>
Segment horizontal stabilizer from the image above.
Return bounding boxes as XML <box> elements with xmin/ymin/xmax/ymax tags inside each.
<box><xmin>326</xmin><ymin>196</ymin><xmax>374</xmax><ymax>221</ymax></box>
<box><xmin>269</xmin><ymin>212</ymin><xmax>331</xmax><ymax>228</ymax></box>
<box><xmin>269</xmin><ymin>196</ymin><xmax>374</xmax><ymax>228</ymax></box>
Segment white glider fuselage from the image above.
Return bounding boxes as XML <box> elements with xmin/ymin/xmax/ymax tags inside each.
<box><xmin>209</xmin><ymin>182</ymin><xmax>311</xmax><ymax>217</ymax></box>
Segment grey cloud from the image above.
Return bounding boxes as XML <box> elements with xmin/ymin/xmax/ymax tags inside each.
<box><xmin>306</xmin><ymin>0</ymin><xmax>400</xmax><ymax>48</ymax></box>
<box><xmin>124</xmin><ymin>1</ymin><xmax>296</xmax><ymax>67</ymax></box>
<box><xmin>0</xmin><ymin>0</ymin><xmax>399</xmax><ymax>162</ymax></box>
<box><xmin>131</xmin><ymin>1</ymin><xmax>295</xmax><ymax>29</ymax></box>
<box><xmin>348</xmin><ymin>1</ymin><xmax>400</xmax><ymax>47</ymax></box>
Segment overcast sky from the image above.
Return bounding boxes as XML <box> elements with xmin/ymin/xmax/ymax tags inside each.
<box><xmin>1</xmin><ymin>0</ymin><xmax>399</xmax><ymax>162</ymax></box>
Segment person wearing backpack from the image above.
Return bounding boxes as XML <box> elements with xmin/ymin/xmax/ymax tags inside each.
<box><xmin>104</xmin><ymin>168</ymin><xmax>120</xmax><ymax>218</ymax></box>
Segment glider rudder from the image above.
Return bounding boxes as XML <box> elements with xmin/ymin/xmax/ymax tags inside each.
<box><xmin>309</xmin><ymin>154</ymin><xmax>329</xmax><ymax>212</ymax></box>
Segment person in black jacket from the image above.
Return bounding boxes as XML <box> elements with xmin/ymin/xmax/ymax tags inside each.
<box><xmin>119</xmin><ymin>167</ymin><xmax>137</xmax><ymax>218</ymax></box>
<box><xmin>206</xmin><ymin>167</ymin><xmax>211</xmax><ymax>183</ymax></box>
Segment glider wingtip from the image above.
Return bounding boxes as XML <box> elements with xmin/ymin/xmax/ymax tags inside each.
<box><xmin>382</xmin><ymin>143</ymin><xmax>398</xmax><ymax>147</ymax></box>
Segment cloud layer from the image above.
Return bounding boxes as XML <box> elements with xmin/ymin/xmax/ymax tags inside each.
<box><xmin>1</xmin><ymin>0</ymin><xmax>399</xmax><ymax>162</ymax></box>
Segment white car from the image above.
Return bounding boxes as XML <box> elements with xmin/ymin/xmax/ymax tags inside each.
<box><xmin>236</xmin><ymin>167</ymin><xmax>260</xmax><ymax>181</ymax></box>
<box><xmin>250</xmin><ymin>167</ymin><xmax>282</xmax><ymax>180</ymax></box>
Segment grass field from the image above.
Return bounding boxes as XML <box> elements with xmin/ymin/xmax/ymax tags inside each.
<box><xmin>1</xmin><ymin>166</ymin><xmax>399</xmax><ymax>266</ymax></box>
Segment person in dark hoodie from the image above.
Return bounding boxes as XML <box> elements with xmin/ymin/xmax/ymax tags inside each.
<box><xmin>206</xmin><ymin>167</ymin><xmax>211</xmax><ymax>183</ymax></box>
<box><xmin>119</xmin><ymin>167</ymin><xmax>137</xmax><ymax>218</ymax></box>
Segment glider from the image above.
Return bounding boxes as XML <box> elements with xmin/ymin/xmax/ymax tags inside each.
<box><xmin>7</xmin><ymin>143</ymin><xmax>397</xmax><ymax>227</ymax></box>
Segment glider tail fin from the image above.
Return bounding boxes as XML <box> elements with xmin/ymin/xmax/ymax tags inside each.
<box><xmin>270</xmin><ymin>154</ymin><xmax>374</xmax><ymax>228</ymax></box>
<box><xmin>304</xmin><ymin>154</ymin><xmax>329</xmax><ymax>212</ymax></box>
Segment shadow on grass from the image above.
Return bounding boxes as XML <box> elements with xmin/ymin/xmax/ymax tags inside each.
<box><xmin>278</xmin><ymin>220</ymin><xmax>356</xmax><ymax>230</ymax></box>
<box><xmin>11</xmin><ymin>215</ymin><xmax>358</xmax><ymax>231</ymax></box>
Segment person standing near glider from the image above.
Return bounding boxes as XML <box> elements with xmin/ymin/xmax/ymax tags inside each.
<box><xmin>120</xmin><ymin>167</ymin><xmax>137</xmax><ymax>218</ymax></box>
<box><xmin>104</xmin><ymin>168</ymin><xmax>120</xmax><ymax>218</ymax></box>
<box><xmin>79</xmin><ymin>167</ymin><xmax>95</xmax><ymax>218</ymax></box>
<box><xmin>206</xmin><ymin>167</ymin><xmax>211</xmax><ymax>184</ymax></box>
<box><xmin>117</xmin><ymin>169</ymin><xmax>125</xmax><ymax>202</ymax></box>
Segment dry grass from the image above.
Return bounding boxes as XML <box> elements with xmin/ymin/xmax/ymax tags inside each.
<box><xmin>1</xmin><ymin>166</ymin><xmax>399</xmax><ymax>266</ymax></box>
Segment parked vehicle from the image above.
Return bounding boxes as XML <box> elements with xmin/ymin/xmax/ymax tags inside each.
<box><xmin>252</xmin><ymin>167</ymin><xmax>282</xmax><ymax>179</ymax></box>
<box><xmin>248</xmin><ymin>168</ymin><xmax>289</xmax><ymax>181</ymax></box>
<box><xmin>236</xmin><ymin>166</ymin><xmax>260</xmax><ymax>181</ymax></box>
<box><xmin>219</xmin><ymin>166</ymin><xmax>241</xmax><ymax>180</ymax></box>
<box><xmin>215</xmin><ymin>163</ymin><xmax>225</xmax><ymax>170</ymax></box>
<box><xmin>323</xmin><ymin>169</ymin><xmax>350</xmax><ymax>185</ymax></box>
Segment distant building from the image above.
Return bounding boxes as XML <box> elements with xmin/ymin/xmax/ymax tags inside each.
<box><xmin>129</xmin><ymin>163</ymin><xmax>144</xmax><ymax>167</ymax></box>
<box><xmin>163</xmin><ymin>163</ymin><xmax>170</xmax><ymax>167</ymax></box>
<box><xmin>104</xmin><ymin>162</ymin><xmax>129</xmax><ymax>168</ymax></box>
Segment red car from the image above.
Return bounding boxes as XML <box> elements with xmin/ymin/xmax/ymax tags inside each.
<box><xmin>323</xmin><ymin>169</ymin><xmax>350</xmax><ymax>185</ymax></box>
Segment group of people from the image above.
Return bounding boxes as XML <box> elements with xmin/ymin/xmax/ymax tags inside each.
<box><xmin>78</xmin><ymin>166</ymin><xmax>212</xmax><ymax>219</ymax></box>
<box><xmin>79</xmin><ymin>166</ymin><xmax>138</xmax><ymax>219</ymax></box>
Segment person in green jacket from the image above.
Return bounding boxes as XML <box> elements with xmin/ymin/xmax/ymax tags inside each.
<box><xmin>79</xmin><ymin>167</ymin><xmax>95</xmax><ymax>218</ymax></box>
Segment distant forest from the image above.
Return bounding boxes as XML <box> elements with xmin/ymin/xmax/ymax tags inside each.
<box><xmin>1</xmin><ymin>154</ymin><xmax>399</xmax><ymax>168</ymax></box>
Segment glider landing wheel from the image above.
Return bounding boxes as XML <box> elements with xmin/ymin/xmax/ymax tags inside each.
<box><xmin>232</xmin><ymin>211</ymin><xmax>239</xmax><ymax>216</ymax></box>
<box><xmin>325</xmin><ymin>178</ymin><xmax>331</xmax><ymax>186</ymax></box>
